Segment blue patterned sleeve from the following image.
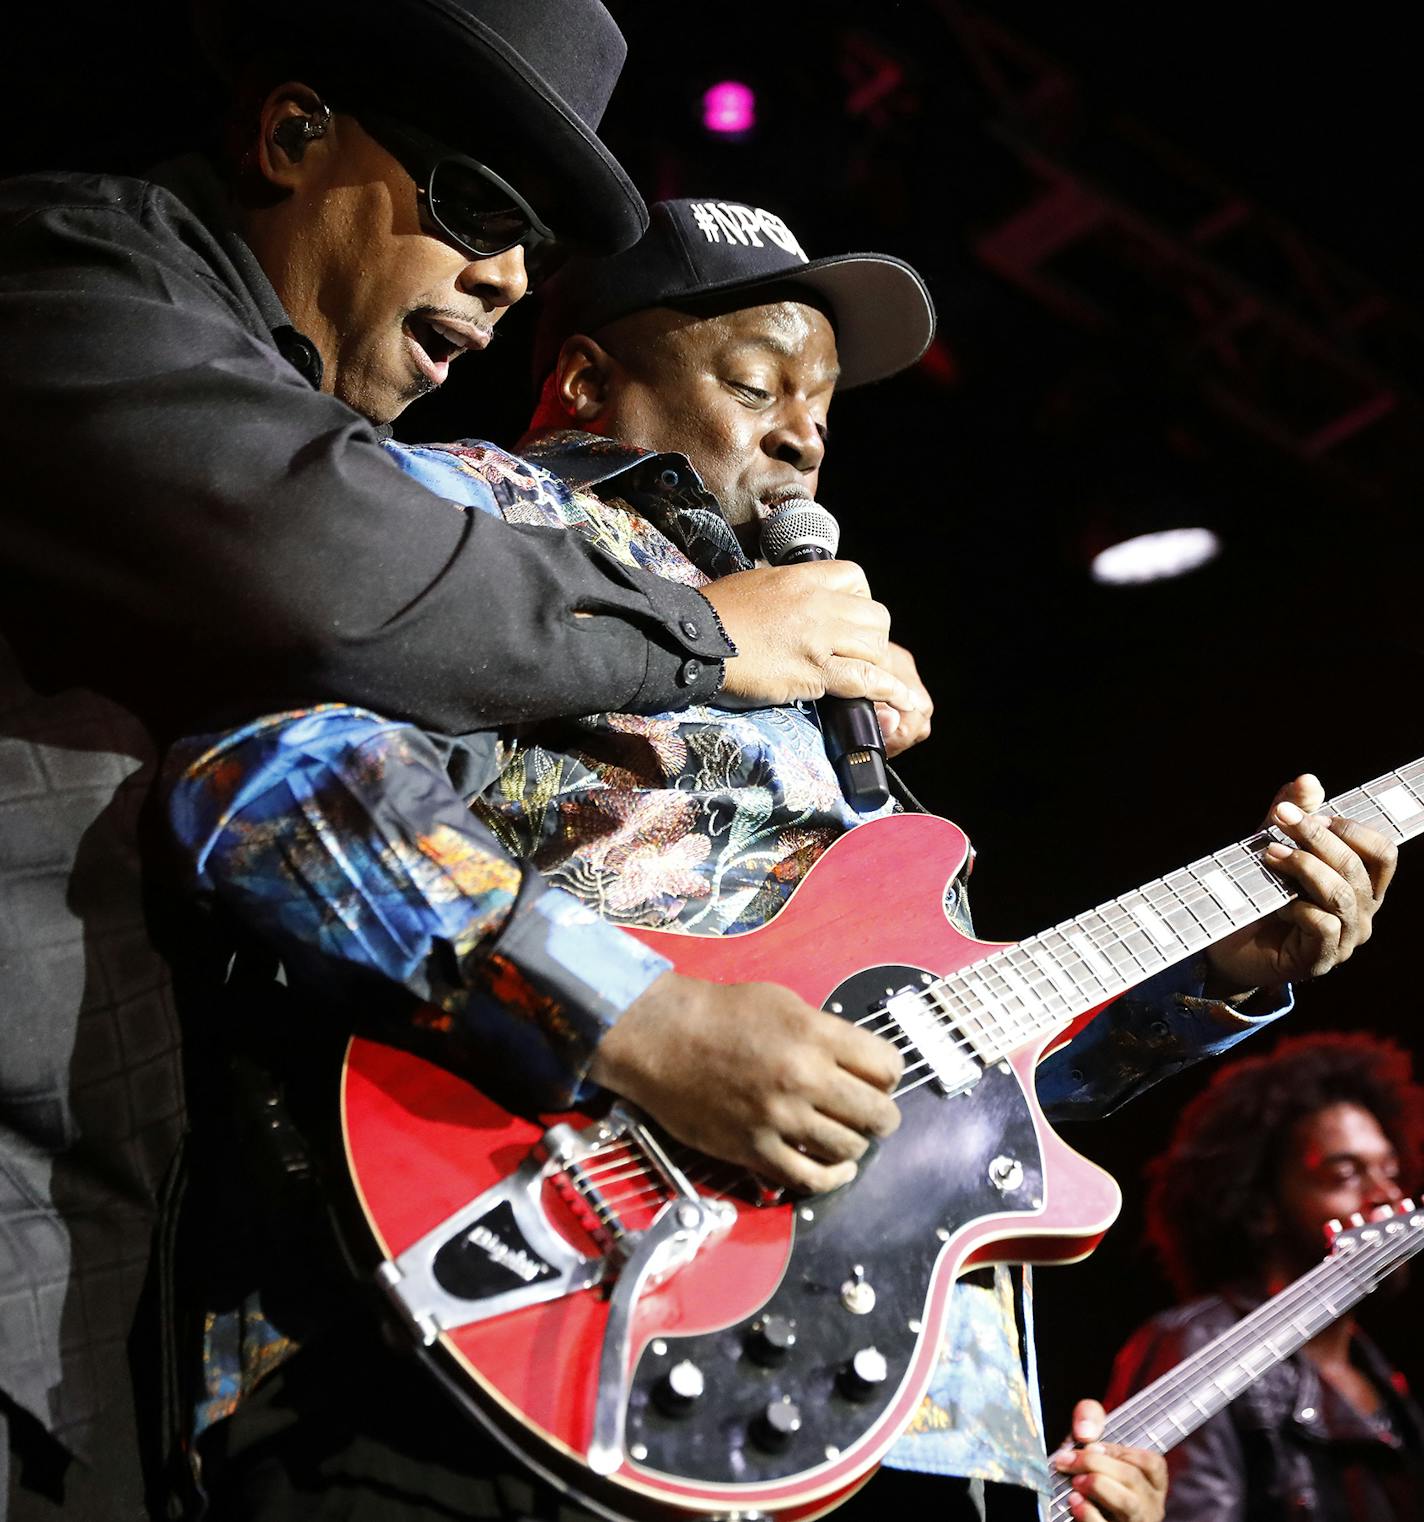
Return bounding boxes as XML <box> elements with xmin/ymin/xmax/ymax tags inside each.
<box><xmin>1036</xmin><ymin>959</ymin><xmax>1294</xmax><ymax>1121</ymax></box>
<box><xmin>164</xmin><ymin>705</ymin><xmax>671</xmax><ymax>1109</ymax></box>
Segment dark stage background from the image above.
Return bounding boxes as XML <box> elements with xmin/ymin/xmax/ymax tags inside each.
<box><xmin>8</xmin><ymin>0</ymin><xmax>1423</xmax><ymax>1466</ymax></box>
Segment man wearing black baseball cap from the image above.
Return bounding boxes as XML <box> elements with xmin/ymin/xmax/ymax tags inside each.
<box><xmin>0</xmin><ymin>15</ymin><xmax>920</xmax><ymax>1522</ymax></box>
<box><xmin>167</xmin><ymin>197</ymin><xmax>1390</xmax><ymax>1522</ymax></box>
<box><xmin>493</xmin><ymin>201</ymin><xmax>1392</xmax><ymax>1522</ymax></box>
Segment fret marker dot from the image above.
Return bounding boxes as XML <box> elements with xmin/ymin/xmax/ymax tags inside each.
<box><xmin>1376</xmin><ymin>784</ymin><xmax>1421</xmax><ymax>823</ymax></box>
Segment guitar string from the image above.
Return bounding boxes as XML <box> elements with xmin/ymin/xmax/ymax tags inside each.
<box><xmin>1034</xmin><ymin>1217</ymin><xmax>1424</xmax><ymax>1522</ymax></box>
<box><xmin>1045</xmin><ymin>1218</ymin><xmax>1424</xmax><ymax>1520</ymax></box>
<box><xmin>901</xmin><ymin>778</ymin><xmax>1424</xmax><ymax>1068</ymax></box>
<box><xmin>1069</xmin><ymin>1219</ymin><xmax>1424</xmax><ymax>1460</ymax></box>
<box><xmin>566</xmin><ymin>776</ymin><xmax>1424</xmax><ymax>1233</ymax></box>
<box><xmin>848</xmin><ymin>856</ymin><xmax>1302</xmax><ymax>1077</ymax></box>
<box><xmin>576</xmin><ymin>822</ymin><xmax>1405</xmax><ymax>1200</ymax></box>
<box><xmin>576</xmin><ymin>1145</ymin><xmax>744</xmax><ymax>1199</ymax></box>
<box><xmin>553</xmin><ymin>774</ymin><xmax>1424</xmax><ymax>1503</ymax></box>
<box><xmin>852</xmin><ymin>805</ymin><xmax>1383</xmax><ymax>1071</ymax></box>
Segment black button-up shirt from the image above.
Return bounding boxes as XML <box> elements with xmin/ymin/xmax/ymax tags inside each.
<box><xmin>0</xmin><ymin>155</ymin><xmax>733</xmax><ymax>742</ymax></box>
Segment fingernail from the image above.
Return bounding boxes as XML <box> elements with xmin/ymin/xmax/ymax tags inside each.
<box><xmin>1276</xmin><ymin>800</ymin><xmax>1304</xmax><ymax>825</ymax></box>
<box><xmin>1266</xmin><ymin>842</ymin><xmax>1291</xmax><ymax>861</ymax></box>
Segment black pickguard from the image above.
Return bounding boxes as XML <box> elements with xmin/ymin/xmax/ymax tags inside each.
<box><xmin>624</xmin><ymin>963</ymin><xmax>1044</xmax><ymax>1485</ymax></box>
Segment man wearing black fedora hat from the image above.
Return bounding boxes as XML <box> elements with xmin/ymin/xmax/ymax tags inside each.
<box><xmin>163</xmin><ymin>197</ymin><xmax>1392</xmax><ymax>1521</ymax></box>
<box><xmin>0</xmin><ymin>9</ymin><xmax>923</xmax><ymax>1520</ymax></box>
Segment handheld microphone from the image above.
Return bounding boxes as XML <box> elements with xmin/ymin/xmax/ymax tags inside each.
<box><xmin>760</xmin><ymin>499</ymin><xmax>891</xmax><ymax>815</ymax></box>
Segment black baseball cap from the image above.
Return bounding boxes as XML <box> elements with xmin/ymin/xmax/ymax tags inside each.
<box><xmin>531</xmin><ymin>197</ymin><xmax>936</xmax><ymax>389</ymax></box>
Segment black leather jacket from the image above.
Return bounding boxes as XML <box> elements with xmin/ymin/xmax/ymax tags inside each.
<box><xmin>1109</xmin><ymin>1293</ymin><xmax>1424</xmax><ymax>1522</ymax></box>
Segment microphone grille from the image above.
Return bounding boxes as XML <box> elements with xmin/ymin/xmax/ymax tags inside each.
<box><xmin>760</xmin><ymin>498</ymin><xmax>840</xmax><ymax>563</ymax></box>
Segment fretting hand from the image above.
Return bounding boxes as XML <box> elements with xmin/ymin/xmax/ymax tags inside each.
<box><xmin>1205</xmin><ymin>773</ymin><xmax>1397</xmax><ymax>995</ymax></box>
<box><xmin>1054</xmin><ymin>1399</ymin><xmax>1167</xmax><ymax>1522</ymax></box>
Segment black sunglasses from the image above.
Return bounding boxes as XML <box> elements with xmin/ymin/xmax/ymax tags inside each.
<box><xmin>359</xmin><ymin>113</ymin><xmax>566</xmax><ymax>282</ymax></box>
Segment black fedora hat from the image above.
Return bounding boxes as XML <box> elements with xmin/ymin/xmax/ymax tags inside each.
<box><xmin>193</xmin><ymin>0</ymin><xmax>648</xmax><ymax>252</ymax></box>
<box><xmin>531</xmin><ymin>197</ymin><xmax>935</xmax><ymax>389</ymax></box>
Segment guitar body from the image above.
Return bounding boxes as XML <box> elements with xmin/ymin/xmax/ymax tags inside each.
<box><xmin>342</xmin><ymin>812</ymin><xmax>1122</xmax><ymax>1520</ymax></box>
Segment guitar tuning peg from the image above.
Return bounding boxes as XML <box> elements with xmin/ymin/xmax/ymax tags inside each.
<box><xmin>1324</xmin><ymin>1218</ymin><xmax>1343</xmax><ymax>1241</ymax></box>
<box><xmin>1369</xmin><ymin>1203</ymin><xmax>1401</xmax><ymax>1222</ymax></box>
<box><xmin>1348</xmin><ymin>1211</ymin><xmax>1366</xmax><ymax>1227</ymax></box>
<box><xmin>1402</xmin><ymin>1198</ymin><xmax>1417</xmax><ymax>1213</ymax></box>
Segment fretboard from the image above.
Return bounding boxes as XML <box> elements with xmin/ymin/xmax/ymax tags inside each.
<box><xmin>1046</xmin><ymin>1206</ymin><xmax>1424</xmax><ymax>1519</ymax></box>
<box><xmin>925</xmin><ymin>760</ymin><xmax>1424</xmax><ymax>1063</ymax></box>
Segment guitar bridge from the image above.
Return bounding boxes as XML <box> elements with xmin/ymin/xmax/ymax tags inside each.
<box><xmin>376</xmin><ymin>1106</ymin><xmax>734</xmax><ymax>1346</ymax></box>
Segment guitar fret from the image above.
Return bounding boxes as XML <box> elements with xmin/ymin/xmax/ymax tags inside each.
<box><xmin>1199</xmin><ymin>864</ymin><xmax>1249</xmax><ymax>917</ymax></box>
<box><xmin>955</xmin><ymin>759</ymin><xmax>1424</xmax><ymax>1061</ymax></box>
<box><xmin>1076</xmin><ymin>913</ymin><xmax>1134</xmax><ymax>981</ymax></box>
<box><xmin>1176</xmin><ymin>865</ymin><xmax>1233</xmax><ymax>937</ymax></box>
<box><xmin>1125</xmin><ymin>890</ymin><xmax>1188</xmax><ymax>957</ymax></box>
<box><xmin>1366</xmin><ymin>779</ymin><xmax>1424</xmax><ymax>835</ymax></box>
<box><xmin>961</xmin><ymin>961</ymin><xmax>1040</xmax><ymax>1060</ymax></box>
<box><xmin>1218</xmin><ymin>841</ymin><xmax>1283</xmax><ymax>907</ymax></box>
<box><xmin>1101</xmin><ymin>1215</ymin><xmax>1424</xmax><ymax>1475</ymax></box>
<box><xmin>1400</xmin><ymin>764</ymin><xmax>1424</xmax><ymax>806</ymax></box>
<box><xmin>1148</xmin><ymin>878</ymin><xmax>1207</xmax><ymax>951</ymax></box>
<box><xmin>1332</xmin><ymin>763</ymin><xmax>1424</xmax><ymax>846</ymax></box>
<box><xmin>1007</xmin><ymin>944</ymin><xmax>1059</xmax><ymax>1002</ymax></box>
<box><xmin>970</xmin><ymin>964</ymin><xmax>1029</xmax><ymax>1029</ymax></box>
<box><xmin>1221</xmin><ymin>841</ymin><xmax>1292</xmax><ymax>913</ymax></box>
<box><xmin>1095</xmin><ymin>902</ymin><xmax>1164</xmax><ymax>978</ymax></box>
<box><xmin>949</xmin><ymin>982</ymin><xmax>1008</xmax><ymax>1062</ymax></box>
<box><xmin>1039</xmin><ymin>931</ymin><xmax>1109</xmax><ymax>999</ymax></box>
<box><xmin>1337</xmin><ymin>788</ymin><xmax>1391</xmax><ymax>840</ymax></box>
<box><xmin>997</xmin><ymin>953</ymin><xmax>1043</xmax><ymax>1016</ymax></box>
<box><xmin>1023</xmin><ymin>945</ymin><xmax>1087</xmax><ymax>1011</ymax></box>
<box><xmin>1002</xmin><ymin>948</ymin><xmax>1069</xmax><ymax>1042</ymax></box>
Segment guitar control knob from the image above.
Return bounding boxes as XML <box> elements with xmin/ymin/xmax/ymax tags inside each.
<box><xmin>654</xmin><ymin>1360</ymin><xmax>705</xmax><ymax>1416</ymax></box>
<box><xmin>840</xmin><ymin>1264</ymin><xmax>876</xmax><ymax>1315</ymax></box>
<box><xmin>753</xmin><ymin>1395</ymin><xmax>802</xmax><ymax>1451</ymax></box>
<box><xmin>838</xmin><ymin>1346</ymin><xmax>889</xmax><ymax>1400</ymax></box>
<box><xmin>748</xmin><ymin>1314</ymin><xmax>798</xmax><ymax>1365</ymax></box>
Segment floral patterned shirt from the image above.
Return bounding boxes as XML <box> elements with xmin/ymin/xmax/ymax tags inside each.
<box><xmin>165</xmin><ymin>431</ymin><xmax>1291</xmax><ymax>1490</ymax></box>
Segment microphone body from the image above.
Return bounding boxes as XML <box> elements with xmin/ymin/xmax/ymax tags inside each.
<box><xmin>760</xmin><ymin>501</ymin><xmax>891</xmax><ymax>815</ymax></box>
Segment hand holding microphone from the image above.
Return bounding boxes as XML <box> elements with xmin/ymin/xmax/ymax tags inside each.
<box><xmin>697</xmin><ymin>510</ymin><xmax>920</xmax><ymax>756</ymax></box>
<box><xmin>758</xmin><ymin>499</ymin><xmax>892</xmax><ymax>814</ymax></box>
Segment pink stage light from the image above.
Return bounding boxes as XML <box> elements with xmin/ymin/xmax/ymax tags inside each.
<box><xmin>703</xmin><ymin>81</ymin><xmax>756</xmax><ymax>136</ymax></box>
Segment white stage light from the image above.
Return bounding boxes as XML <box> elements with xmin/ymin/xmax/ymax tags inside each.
<box><xmin>1090</xmin><ymin>526</ymin><xmax>1221</xmax><ymax>585</ymax></box>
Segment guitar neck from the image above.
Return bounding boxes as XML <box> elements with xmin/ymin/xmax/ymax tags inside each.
<box><xmin>928</xmin><ymin>761</ymin><xmax>1424</xmax><ymax>1061</ymax></box>
<box><xmin>1106</xmin><ymin>1214</ymin><xmax>1424</xmax><ymax>1452</ymax></box>
<box><xmin>1045</xmin><ymin>1206</ymin><xmax>1424</xmax><ymax>1520</ymax></box>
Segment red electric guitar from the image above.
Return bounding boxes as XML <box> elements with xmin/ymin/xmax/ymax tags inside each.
<box><xmin>340</xmin><ymin>761</ymin><xmax>1423</xmax><ymax>1521</ymax></box>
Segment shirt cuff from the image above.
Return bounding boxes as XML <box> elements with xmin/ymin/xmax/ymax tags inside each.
<box><xmin>1037</xmin><ymin>956</ymin><xmax>1294</xmax><ymax>1122</ymax></box>
<box><xmin>476</xmin><ymin>883</ymin><xmax>672</xmax><ymax>1109</ymax></box>
<box><xmin>627</xmin><ymin>582</ymin><xmax>736</xmax><ymax>711</ymax></box>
